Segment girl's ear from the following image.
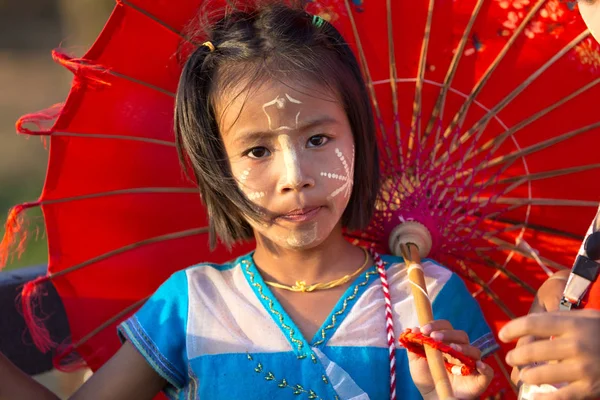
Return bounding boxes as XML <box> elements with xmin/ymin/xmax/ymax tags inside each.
<box><xmin>579</xmin><ymin>0</ymin><xmax>600</xmax><ymax>43</ymax></box>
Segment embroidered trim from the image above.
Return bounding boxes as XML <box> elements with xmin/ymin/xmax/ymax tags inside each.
<box><xmin>118</xmin><ymin>317</ymin><xmax>185</xmax><ymax>388</ymax></box>
<box><xmin>184</xmin><ymin>364</ymin><xmax>199</xmax><ymax>400</ymax></box>
<box><xmin>243</xmin><ymin>260</ymin><xmax>306</xmax><ymax>354</ymax></box>
<box><xmin>311</xmin><ymin>269</ymin><xmax>379</xmax><ymax>346</ymax></box>
<box><xmin>247</xmin><ymin>353</ymin><xmax>323</xmax><ymax>399</ymax></box>
<box><xmin>471</xmin><ymin>332</ymin><xmax>500</xmax><ymax>358</ymax></box>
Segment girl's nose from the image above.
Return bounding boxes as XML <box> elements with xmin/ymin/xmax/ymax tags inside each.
<box><xmin>276</xmin><ymin>136</ymin><xmax>315</xmax><ymax>193</ymax></box>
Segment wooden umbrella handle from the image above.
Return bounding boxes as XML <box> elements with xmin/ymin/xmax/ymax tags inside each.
<box><xmin>401</xmin><ymin>243</ymin><xmax>454</xmax><ymax>400</ymax></box>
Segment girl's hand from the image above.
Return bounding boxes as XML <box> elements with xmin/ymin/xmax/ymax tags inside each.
<box><xmin>500</xmin><ymin>310</ymin><xmax>600</xmax><ymax>400</ymax></box>
<box><xmin>407</xmin><ymin>320</ymin><xmax>494</xmax><ymax>399</ymax></box>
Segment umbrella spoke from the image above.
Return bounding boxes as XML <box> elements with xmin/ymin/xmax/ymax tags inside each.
<box><xmin>464</xmin><ymin>196</ymin><xmax>599</xmax><ymax>208</ymax></box>
<box><xmin>56</xmin><ymin>296</ymin><xmax>150</xmax><ymax>366</ymax></box>
<box><xmin>486</xmin><ymin>218</ymin><xmax>585</xmax><ymax>241</ymax></box>
<box><xmin>475</xmin><ymin>250</ymin><xmax>536</xmax><ymax>295</ymax></box>
<box><xmin>492</xmin><ymin>352</ymin><xmax>519</xmax><ymax>394</ymax></box>
<box><xmin>437</xmin><ymin>0</ymin><xmax>547</xmax><ymax>154</ymax></box>
<box><xmin>457</xmin><ymin>121</ymin><xmax>600</xmax><ymax>183</ymax></box>
<box><xmin>494</xmin><ymin>163</ymin><xmax>600</xmax><ymax>187</ymax></box>
<box><xmin>121</xmin><ymin>0</ymin><xmax>193</xmax><ymax>43</ymax></box>
<box><xmin>53</xmin><ymin>132</ymin><xmax>175</xmax><ymax>147</ymax></box>
<box><xmin>408</xmin><ymin>0</ymin><xmax>435</xmax><ymax>158</ymax></box>
<box><xmin>476</xmin><ymin>79</ymin><xmax>600</xmax><ymax>161</ymax></box>
<box><xmin>385</xmin><ymin>0</ymin><xmax>402</xmax><ymax>162</ymax></box>
<box><xmin>449</xmin><ymin>257</ymin><xmax>517</xmax><ymax>320</ymax></box>
<box><xmin>102</xmin><ymin>68</ymin><xmax>176</xmax><ymax>98</ymax></box>
<box><xmin>38</xmin><ymin>188</ymin><xmax>199</xmax><ymax>207</ymax></box>
<box><xmin>423</xmin><ymin>0</ymin><xmax>485</xmax><ymax>161</ymax></box>
<box><xmin>452</xmin><ymin>30</ymin><xmax>590</xmax><ymax>156</ymax></box>
<box><xmin>343</xmin><ymin>0</ymin><xmax>391</xmax><ymax>160</ymax></box>
<box><xmin>479</xmin><ymin>234</ymin><xmax>569</xmax><ymax>270</ymax></box>
<box><xmin>47</xmin><ymin>226</ymin><xmax>209</xmax><ymax>281</ymax></box>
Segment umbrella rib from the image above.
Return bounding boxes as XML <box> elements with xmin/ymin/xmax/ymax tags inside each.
<box><xmin>452</xmin><ymin>30</ymin><xmax>590</xmax><ymax>155</ymax></box>
<box><xmin>106</xmin><ymin>68</ymin><xmax>176</xmax><ymax>98</ymax></box>
<box><xmin>437</xmin><ymin>0</ymin><xmax>547</xmax><ymax>150</ymax></box>
<box><xmin>481</xmin><ymin>235</ymin><xmax>569</xmax><ymax>270</ymax></box>
<box><xmin>423</xmin><ymin>0</ymin><xmax>485</xmax><ymax>157</ymax></box>
<box><xmin>55</xmin><ymin>51</ymin><xmax>177</xmax><ymax>98</ymax></box>
<box><xmin>343</xmin><ymin>0</ymin><xmax>391</xmax><ymax>161</ymax></box>
<box><xmin>45</xmin><ymin>226</ymin><xmax>209</xmax><ymax>281</ymax></box>
<box><xmin>493</xmin><ymin>352</ymin><xmax>519</xmax><ymax>394</ymax></box>
<box><xmin>494</xmin><ymin>163</ymin><xmax>600</xmax><ymax>187</ymax></box>
<box><xmin>488</xmin><ymin>122</ymin><xmax>600</xmax><ymax>169</ymax></box>
<box><xmin>120</xmin><ymin>0</ymin><xmax>193</xmax><ymax>44</ymax></box>
<box><xmin>60</xmin><ymin>296</ymin><xmax>150</xmax><ymax>361</ymax></box>
<box><xmin>38</xmin><ymin>188</ymin><xmax>198</xmax><ymax>207</ymax></box>
<box><xmin>452</xmin><ymin>257</ymin><xmax>517</xmax><ymax>320</ymax></box>
<box><xmin>458</xmin><ymin>121</ymin><xmax>600</xmax><ymax>181</ymax></box>
<box><xmin>475</xmin><ymin>250</ymin><xmax>536</xmax><ymax>294</ymax></box>
<box><xmin>469</xmin><ymin>77</ymin><xmax>600</xmax><ymax>163</ymax></box>
<box><xmin>408</xmin><ymin>0</ymin><xmax>435</xmax><ymax>157</ymax></box>
<box><xmin>437</xmin><ymin>78</ymin><xmax>600</xmax><ymax>182</ymax></box>
<box><xmin>386</xmin><ymin>0</ymin><xmax>402</xmax><ymax>163</ymax></box>
<box><xmin>53</xmin><ymin>132</ymin><xmax>175</xmax><ymax>147</ymax></box>
<box><xmin>489</xmin><ymin>217</ymin><xmax>586</xmax><ymax>241</ymax></box>
<box><xmin>459</xmin><ymin>196</ymin><xmax>599</xmax><ymax>208</ymax></box>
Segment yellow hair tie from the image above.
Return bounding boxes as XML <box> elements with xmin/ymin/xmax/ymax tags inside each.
<box><xmin>202</xmin><ymin>41</ymin><xmax>215</xmax><ymax>52</ymax></box>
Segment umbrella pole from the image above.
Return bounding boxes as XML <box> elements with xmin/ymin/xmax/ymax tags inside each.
<box><xmin>401</xmin><ymin>243</ymin><xmax>454</xmax><ymax>400</ymax></box>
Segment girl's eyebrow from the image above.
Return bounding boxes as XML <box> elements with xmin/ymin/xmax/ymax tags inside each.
<box><xmin>233</xmin><ymin>116</ymin><xmax>339</xmax><ymax>146</ymax></box>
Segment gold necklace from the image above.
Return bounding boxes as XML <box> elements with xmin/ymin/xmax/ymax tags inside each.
<box><xmin>264</xmin><ymin>247</ymin><xmax>370</xmax><ymax>292</ymax></box>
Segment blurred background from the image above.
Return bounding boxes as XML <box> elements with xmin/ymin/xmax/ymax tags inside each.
<box><xmin>0</xmin><ymin>0</ymin><xmax>113</xmax><ymax>270</ymax></box>
<box><xmin>1</xmin><ymin>1</ymin><xmax>114</xmax><ymax>396</ymax></box>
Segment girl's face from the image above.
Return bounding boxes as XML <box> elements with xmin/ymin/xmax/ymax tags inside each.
<box><xmin>217</xmin><ymin>80</ymin><xmax>355</xmax><ymax>250</ymax></box>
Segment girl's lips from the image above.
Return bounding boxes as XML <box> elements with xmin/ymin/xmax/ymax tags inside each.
<box><xmin>278</xmin><ymin>207</ymin><xmax>322</xmax><ymax>222</ymax></box>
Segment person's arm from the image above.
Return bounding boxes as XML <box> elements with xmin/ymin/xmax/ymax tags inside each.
<box><xmin>70</xmin><ymin>341</ymin><xmax>166</xmax><ymax>400</ymax></box>
<box><xmin>0</xmin><ymin>352</ymin><xmax>59</xmax><ymax>400</ymax></box>
<box><xmin>0</xmin><ymin>341</ymin><xmax>166</xmax><ymax>400</ymax></box>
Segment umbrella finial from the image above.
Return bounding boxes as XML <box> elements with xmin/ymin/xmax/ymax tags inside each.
<box><xmin>388</xmin><ymin>220</ymin><xmax>432</xmax><ymax>259</ymax></box>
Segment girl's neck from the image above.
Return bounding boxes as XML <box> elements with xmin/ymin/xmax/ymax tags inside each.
<box><xmin>252</xmin><ymin>227</ymin><xmax>365</xmax><ymax>285</ymax></box>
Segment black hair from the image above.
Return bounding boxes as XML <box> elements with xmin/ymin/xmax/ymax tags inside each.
<box><xmin>174</xmin><ymin>1</ymin><xmax>380</xmax><ymax>248</ymax></box>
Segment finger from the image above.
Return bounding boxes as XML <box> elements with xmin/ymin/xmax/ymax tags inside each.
<box><xmin>498</xmin><ymin>312</ymin><xmax>577</xmax><ymax>342</ymax></box>
<box><xmin>421</xmin><ymin>320</ymin><xmax>452</xmax><ymax>335</ymax></box>
<box><xmin>505</xmin><ymin>338</ymin><xmax>579</xmax><ymax>367</ymax></box>
<box><xmin>529</xmin><ymin>296</ymin><xmax>546</xmax><ymax>314</ymax></box>
<box><xmin>430</xmin><ymin>329</ymin><xmax>470</xmax><ymax>344</ymax></box>
<box><xmin>510</xmin><ymin>366</ymin><xmax>521</xmax><ymax>386</ymax></box>
<box><xmin>449</xmin><ymin>343</ymin><xmax>481</xmax><ymax>361</ymax></box>
<box><xmin>519</xmin><ymin>360</ymin><xmax>583</xmax><ymax>386</ymax></box>
<box><xmin>535</xmin><ymin>382</ymin><xmax>593</xmax><ymax>400</ymax></box>
<box><xmin>544</xmin><ymin>294</ymin><xmax>562</xmax><ymax>313</ymax></box>
<box><xmin>476</xmin><ymin>360</ymin><xmax>495</xmax><ymax>382</ymax></box>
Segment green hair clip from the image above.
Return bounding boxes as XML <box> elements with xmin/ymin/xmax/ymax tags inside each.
<box><xmin>312</xmin><ymin>15</ymin><xmax>325</xmax><ymax>28</ymax></box>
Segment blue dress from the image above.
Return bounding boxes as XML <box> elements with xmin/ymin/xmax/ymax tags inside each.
<box><xmin>118</xmin><ymin>253</ymin><xmax>498</xmax><ymax>399</ymax></box>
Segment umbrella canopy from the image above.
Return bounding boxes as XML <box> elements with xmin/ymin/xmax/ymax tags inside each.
<box><xmin>2</xmin><ymin>0</ymin><xmax>600</xmax><ymax>398</ymax></box>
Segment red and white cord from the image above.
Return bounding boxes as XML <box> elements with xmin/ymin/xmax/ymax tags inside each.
<box><xmin>370</xmin><ymin>249</ymin><xmax>397</xmax><ymax>400</ymax></box>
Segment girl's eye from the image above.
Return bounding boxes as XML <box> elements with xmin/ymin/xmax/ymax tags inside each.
<box><xmin>246</xmin><ymin>147</ymin><xmax>271</xmax><ymax>159</ymax></box>
<box><xmin>307</xmin><ymin>135</ymin><xmax>329</xmax><ymax>148</ymax></box>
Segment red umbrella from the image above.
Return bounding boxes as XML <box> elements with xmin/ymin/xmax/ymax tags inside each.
<box><xmin>2</xmin><ymin>0</ymin><xmax>600</xmax><ymax>398</ymax></box>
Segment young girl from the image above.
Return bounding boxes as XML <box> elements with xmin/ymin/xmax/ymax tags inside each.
<box><xmin>0</xmin><ymin>2</ymin><xmax>497</xmax><ymax>399</ymax></box>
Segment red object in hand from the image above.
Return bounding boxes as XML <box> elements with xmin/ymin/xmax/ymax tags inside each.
<box><xmin>399</xmin><ymin>329</ymin><xmax>477</xmax><ymax>376</ymax></box>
